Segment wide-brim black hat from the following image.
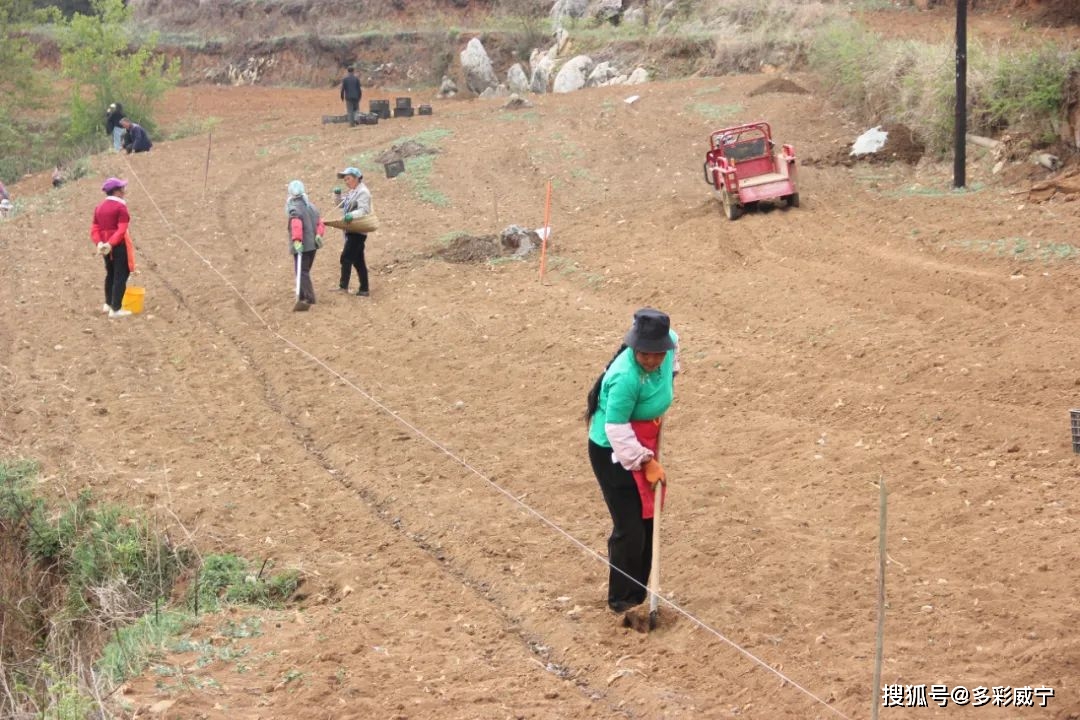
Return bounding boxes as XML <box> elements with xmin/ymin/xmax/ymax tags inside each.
<box><xmin>623</xmin><ymin>308</ymin><xmax>675</xmax><ymax>353</ymax></box>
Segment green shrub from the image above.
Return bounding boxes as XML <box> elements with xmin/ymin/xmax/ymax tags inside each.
<box><xmin>189</xmin><ymin>554</ymin><xmax>299</xmax><ymax>612</ymax></box>
<box><xmin>58</xmin><ymin>0</ymin><xmax>178</xmax><ymax>145</ymax></box>
<box><xmin>977</xmin><ymin>46</ymin><xmax>1080</xmax><ymax>139</ymax></box>
<box><xmin>809</xmin><ymin>19</ymin><xmax>1079</xmax><ymax>155</ymax></box>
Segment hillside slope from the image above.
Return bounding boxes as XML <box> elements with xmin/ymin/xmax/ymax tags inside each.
<box><xmin>3</xmin><ymin>64</ymin><xmax>1080</xmax><ymax>718</ymax></box>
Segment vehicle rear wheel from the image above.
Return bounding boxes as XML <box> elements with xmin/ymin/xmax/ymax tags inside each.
<box><xmin>785</xmin><ymin>192</ymin><xmax>800</xmax><ymax>208</ymax></box>
<box><xmin>722</xmin><ymin>189</ymin><xmax>742</xmax><ymax>221</ymax></box>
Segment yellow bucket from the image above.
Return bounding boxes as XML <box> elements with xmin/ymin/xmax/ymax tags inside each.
<box><xmin>122</xmin><ymin>286</ymin><xmax>145</xmax><ymax>314</ymax></box>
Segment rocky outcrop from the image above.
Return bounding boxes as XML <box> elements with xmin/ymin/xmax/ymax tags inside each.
<box><xmin>460</xmin><ymin>37</ymin><xmax>498</xmax><ymax>95</ymax></box>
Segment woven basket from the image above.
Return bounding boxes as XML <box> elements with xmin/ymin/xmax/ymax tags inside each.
<box><xmin>325</xmin><ymin>213</ymin><xmax>380</xmax><ymax>233</ymax></box>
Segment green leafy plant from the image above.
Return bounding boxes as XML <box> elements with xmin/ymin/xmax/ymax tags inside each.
<box><xmin>189</xmin><ymin>554</ymin><xmax>299</xmax><ymax>612</ymax></box>
<box><xmin>58</xmin><ymin>0</ymin><xmax>179</xmax><ymax>145</ymax></box>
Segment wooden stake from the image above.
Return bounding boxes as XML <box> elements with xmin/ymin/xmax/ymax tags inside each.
<box><xmin>203</xmin><ymin>131</ymin><xmax>213</xmax><ymax>198</ymax></box>
<box><xmin>538</xmin><ymin>180</ymin><xmax>552</xmax><ymax>283</ymax></box>
<box><xmin>871</xmin><ymin>475</ymin><xmax>887</xmax><ymax>720</ymax></box>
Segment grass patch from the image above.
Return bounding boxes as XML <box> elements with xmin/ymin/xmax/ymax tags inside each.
<box><xmin>0</xmin><ymin>459</ymin><xmax>303</xmax><ymax>718</ymax></box>
<box><xmin>189</xmin><ymin>554</ymin><xmax>299</xmax><ymax>613</ymax></box>
<box><xmin>496</xmin><ymin>110</ymin><xmax>540</xmax><ymax>123</ymax></box>
<box><xmin>393</xmin><ymin>128</ymin><xmax>453</xmax><ymax>146</ymax></box>
<box><xmin>686</xmin><ymin>102</ymin><xmax>742</xmax><ymax>121</ymax></box>
<box><xmin>952</xmin><ymin>238</ymin><xmax>1080</xmax><ymax>263</ymax></box>
<box><xmin>437</xmin><ymin>230</ymin><xmax>470</xmax><ymax>245</ymax></box>
<box><xmin>543</xmin><ymin>254</ymin><xmax>604</xmax><ymax>288</ymax></box>
<box><xmin>163</xmin><ymin>115</ymin><xmax>221</xmax><ymax>141</ymax></box>
<box><xmin>401</xmin><ymin>153</ymin><xmax>450</xmax><ymax>207</ymax></box>
<box><xmin>885</xmin><ymin>183</ymin><xmax>985</xmax><ymax>198</ymax></box>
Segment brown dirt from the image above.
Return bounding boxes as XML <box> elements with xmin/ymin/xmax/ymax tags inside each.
<box><xmin>748</xmin><ymin>78</ymin><xmax>810</xmax><ymax>97</ymax></box>
<box><xmin>435</xmin><ymin>233</ymin><xmax>503</xmax><ymax>263</ymax></box>
<box><xmin>3</xmin><ymin>13</ymin><xmax>1080</xmax><ymax>720</ymax></box>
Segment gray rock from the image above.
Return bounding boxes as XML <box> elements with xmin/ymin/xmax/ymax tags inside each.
<box><xmin>625</xmin><ymin>67</ymin><xmax>649</xmax><ymax>85</ymax></box>
<box><xmin>553</xmin><ymin>55</ymin><xmax>593</xmax><ymax>94</ymax></box>
<box><xmin>550</xmin><ymin>0</ymin><xmax>589</xmax><ymax>23</ymax></box>
<box><xmin>502</xmin><ymin>93</ymin><xmax>534</xmax><ymax>110</ymax></box>
<box><xmin>500</xmin><ymin>225</ymin><xmax>541</xmax><ymax>256</ymax></box>
<box><xmin>438</xmin><ymin>75</ymin><xmax>458</xmax><ymax>97</ymax></box>
<box><xmin>530</xmin><ymin>54</ymin><xmax>556</xmax><ymax>94</ymax></box>
<box><xmin>589</xmin><ymin>0</ymin><xmax>623</xmax><ymax>23</ymax></box>
<box><xmin>460</xmin><ymin>38</ymin><xmax>498</xmax><ymax>95</ymax></box>
<box><xmin>507</xmin><ymin>63</ymin><xmax>530</xmax><ymax>95</ymax></box>
<box><xmin>586</xmin><ymin>61</ymin><xmax>619</xmax><ymax>88</ymax></box>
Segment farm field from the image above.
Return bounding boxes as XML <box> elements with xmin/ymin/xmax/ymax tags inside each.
<box><xmin>2</xmin><ymin>51</ymin><xmax>1080</xmax><ymax>720</ymax></box>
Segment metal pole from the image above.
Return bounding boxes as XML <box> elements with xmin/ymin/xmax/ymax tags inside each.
<box><xmin>871</xmin><ymin>476</ymin><xmax>887</xmax><ymax>720</ymax></box>
<box><xmin>954</xmin><ymin>0</ymin><xmax>967</xmax><ymax>188</ymax></box>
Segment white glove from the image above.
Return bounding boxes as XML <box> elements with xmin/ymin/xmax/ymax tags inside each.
<box><xmin>97</xmin><ymin>242</ymin><xmax>111</xmax><ymax>256</ymax></box>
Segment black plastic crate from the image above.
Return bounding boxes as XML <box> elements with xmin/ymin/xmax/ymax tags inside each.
<box><xmin>394</xmin><ymin>97</ymin><xmax>412</xmax><ymax>110</ymax></box>
<box><xmin>369</xmin><ymin>99</ymin><xmax>391</xmax><ymax>119</ymax></box>
<box><xmin>393</xmin><ymin>107</ymin><xmax>415</xmax><ymax>118</ymax></box>
<box><xmin>384</xmin><ymin>159</ymin><xmax>405</xmax><ymax>178</ymax></box>
<box><xmin>418</xmin><ymin>105</ymin><xmax>433</xmax><ymax>116</ymax></box>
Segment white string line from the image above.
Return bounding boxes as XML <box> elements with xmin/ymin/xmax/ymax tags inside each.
<box><xmin>121</xmin><ymin>157</ymin><xmax>856</xmax><ymax>720</ymax></box>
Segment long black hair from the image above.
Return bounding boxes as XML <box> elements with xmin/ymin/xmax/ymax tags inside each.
<box><xmin>584</xmin><ymin>343</ymin><xmax>628</xmax><ymax>423</ymax></box>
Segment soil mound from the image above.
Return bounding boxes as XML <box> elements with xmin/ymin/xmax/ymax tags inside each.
<box><xmin>804</xmin><ymin>123</ymin><xmax>925</xmax><ymax>167</ymax></box>
<box><xmin>435</xmin><ymin>234</ymin><xmax>502</xmax><ymax>263</ymax></box>
<box><xmin>375</xmin><ymin>141</ymin><xmax>440</xmax><ymax>165</ymax></box>
<box><xmin>873</xmin><ymin>123</ymin><xmax>924</xmax><ymax>165</ymax></box>
<box><xmin>748</xmin><ymin>78</ymin><xmax>809</xmax><ymax>96</ymax></box>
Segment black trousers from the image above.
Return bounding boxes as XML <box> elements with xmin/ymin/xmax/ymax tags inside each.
<box><xmin>103</xmin><ymin>243</ymin><xmax>130</xmax><ymax>311</ymax></box>
<box><xmin>298</xmin><ymin>250</ymin><xmax>316</xmax><ymax>303</ymax></box>
<box><xmin>345</xmin><ymin>98</ymin><xmax>360</xmax><ymax>125</ymax></box>
<box><xmin>589</xmin><ymin>439</ymin><xmax>653</xmax><ymax>609</ymax></box>
<box><xmin>339</xmin><ymin>233</ymin><xmax>368</xmax><ymax>292</ymax></box>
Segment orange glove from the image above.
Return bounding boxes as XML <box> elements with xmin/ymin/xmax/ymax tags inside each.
<box><xmin>643</xmin><ymin>458</ymin><xmax>666</xmax><ymax>486</ymax></box>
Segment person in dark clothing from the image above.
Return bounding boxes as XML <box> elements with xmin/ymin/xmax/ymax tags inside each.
<box><xmin>119</xmin><ymin>118</ymin><xmax>152</xmax><ymax>154</ymax></box>
<box><xmin>340</xmin><ymin>66</ymin><xmax>362</xmax><ymax>127</ymax></box>
<box><xmin>105</xmin><ymin>103</ymin><xmax>125</xmax><ymax>151</ymax></box>
<box><xmin>335</xmin><ymin>166</ymin><xmax>372</xmax><ymax>295</ymax></box>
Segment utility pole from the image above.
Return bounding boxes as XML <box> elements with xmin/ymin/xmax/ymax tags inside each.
<box><xmin>954</xmin><ymin>0</ymin><xmax>968</xmax><ymax>188</ymax></box>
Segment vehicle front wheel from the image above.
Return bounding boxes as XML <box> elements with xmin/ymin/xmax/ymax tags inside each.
<box><xmin>785</xmin><ymin>192</ymin><xmax>800</xmax><ymax>208</ymax></box>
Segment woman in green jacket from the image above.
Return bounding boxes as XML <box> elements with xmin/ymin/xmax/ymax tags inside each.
<box><xmin>586</xmin><ymin>308</ymin><xmax>679</xmax><ymax>613</ymax></box>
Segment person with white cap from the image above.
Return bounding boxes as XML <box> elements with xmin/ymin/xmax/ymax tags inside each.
<box><xmin>335</xmin><ymin>166</ymin><xmax>372</xmax><ymax>296</ymax></box>
<box><xmin>285</xmin><ymin>179</ymin><xmax>325</xmax><ymax>308</ymax></box>
<box><xmin>105</xmin><ymin>102</ymin><xmax>125</xmax><ymax>152</ymax></box>
<box><xmin>584</xmin><ymin>308</ymin><xmax>680</xmax><ymax>613</ymax></box>
<box><xmin>90</xmin><ymin>177</ymin><xmax>135</xmax><ymax>318</ymax></box>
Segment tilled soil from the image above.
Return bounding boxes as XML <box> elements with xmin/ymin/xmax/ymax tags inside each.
<box><xmin>2</xmin><ymin>68</ymin><xmax>1080</xmax><ymax>720</ymax></box>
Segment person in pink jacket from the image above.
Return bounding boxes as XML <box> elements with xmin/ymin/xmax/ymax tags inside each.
<box><xmin>90</xmin><ymin>177</ymin><xmax>135</xmax><ymax>318</ymax></box>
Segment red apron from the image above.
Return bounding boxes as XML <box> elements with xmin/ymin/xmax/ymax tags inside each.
<box><xmin>630</xmin><ymin>417</ymin><xmax>666</xmax><ymax>519</ymax></box>
<box><xmin>123</xmin><ymin>230</ymin><xmax>136</xmax><ymax>272</ymax></box>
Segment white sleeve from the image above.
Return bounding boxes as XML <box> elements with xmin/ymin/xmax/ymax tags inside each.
<box><xmin>605</xmin><ymin>422</ymin><xmax>654</xmax><ymax>471</ymax></box>
<box><xmin>672</xmin><ymin>341</ymin><xmax>681</xmax><ymax>376</ymax></box>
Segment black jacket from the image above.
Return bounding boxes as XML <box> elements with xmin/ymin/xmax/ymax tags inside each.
<box><xmin>105</xmin><ymin>104</ymin><xmax>124</xmax><ymax>134</ymax></box>
<box><xmin>341</xmin><ymin>74</ymin><xmax>362</xmax><ymax>102</ymax></box>
<box><xmin>123</xmin><ymin>123</ymin><xmax>153</xmax><ymax>153</ymax></box>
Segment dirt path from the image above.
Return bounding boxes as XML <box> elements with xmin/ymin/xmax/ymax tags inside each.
<box><xmin>2</xmin><ymin>69</ymin><xmax>1079</xmax><ymax>720</ymax></box>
